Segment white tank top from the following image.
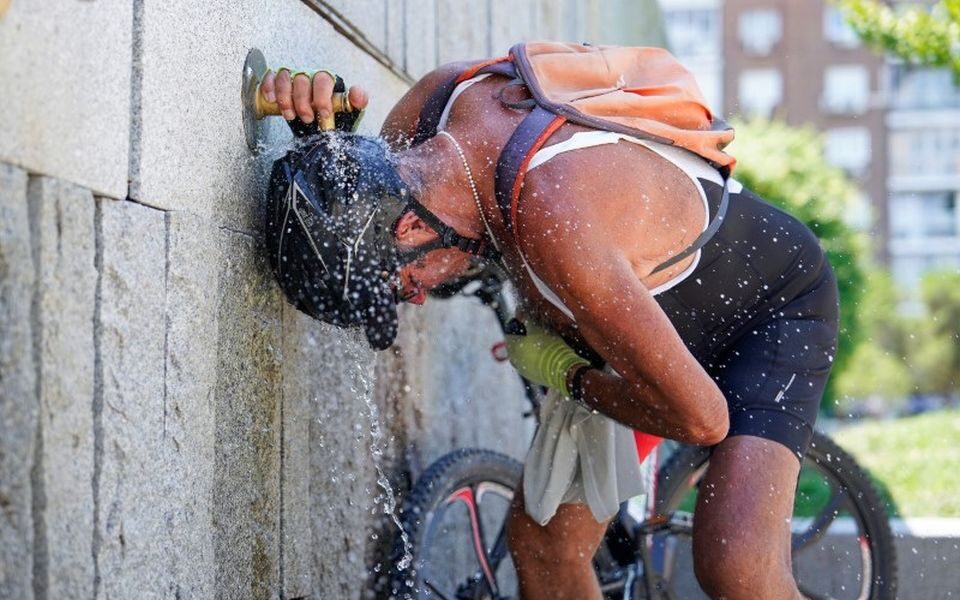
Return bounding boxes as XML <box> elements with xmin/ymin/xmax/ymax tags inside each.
<box><xmin>441</xmin><ymin>75</ymin><xmax>741</xmax><ymax>322</ymax></box>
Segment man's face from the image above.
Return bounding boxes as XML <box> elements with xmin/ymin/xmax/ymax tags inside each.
<box><xmin>396</xmin><ymin>247</ymin><xmax>474</xmax><ymax>305</ymax></box>
<box><xmin>392</xmin><ymin>209</ymin><xmax>476</xmax><ymax>304</ymax></box>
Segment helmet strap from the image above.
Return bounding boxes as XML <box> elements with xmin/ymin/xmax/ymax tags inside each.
<box><xmin>397</xmin><ymin>200</ymin><xmax>501</xmax><ymax>265</ymax></box>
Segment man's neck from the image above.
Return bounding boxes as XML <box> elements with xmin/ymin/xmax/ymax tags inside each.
<box><xmin>394</xmin><ymin>136</ymin><xmax>485</xmax><ymax>239</ymax></box>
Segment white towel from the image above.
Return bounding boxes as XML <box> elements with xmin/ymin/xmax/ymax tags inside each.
<box><xmin>523</xmin><ymin>389</ymin><xmax>646</xmax><ymax>525</ymax></box>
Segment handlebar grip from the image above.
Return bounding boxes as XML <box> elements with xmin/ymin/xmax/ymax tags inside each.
<box><xmin>254</xmin><ymin>86</ymin><xmax>352</xmax><ymax>131</ymax></box>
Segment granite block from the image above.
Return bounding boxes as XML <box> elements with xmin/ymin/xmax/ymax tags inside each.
<box><xmin>404</xmin><ymin>0</ymin><xmax>439</xmax><ymax>79</ymax></box>
<box><xmin>161</xmin><ymin>211</ymin><xmax>222</xmax><ymax>598</ymax></box>
<box><xmin>212</xmin><ymin>229</ymin><xmax>283</xmax><ymax>599</ymax></box>
<box><xmin>0</xmin><ymin>164</ymin><xmax>37</xmax><ymax>600</ymax></box>
<box><xmin>27</xmin><ymin>177</ymin><xmax>97</xmax><ymax>599</ymax></box>
<box><xmin>94</xmin><ymin>198</ymin><xmax>168</xmax><ymax>599</ymax></box>
<box><xmin>0</xmin><ymin>2</ymin><xmax>132</xmax><ymax>198</ymax></box>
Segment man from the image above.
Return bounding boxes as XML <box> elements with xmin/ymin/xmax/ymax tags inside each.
<box><xmin>261</xmin><ymin>43</ymin><xmax>838</xmax><ymax>599</ymax></box>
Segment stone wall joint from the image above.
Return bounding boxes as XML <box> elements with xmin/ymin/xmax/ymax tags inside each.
<box><xmin>90</xmin><ymin>199</ymin><xmax>105</xmax><ymax>599</ymax></box>
<box><xmin>27</xmin><ymin>176</ymin><xmax>48</xmax><ymax>600</ymax></box>
<box><xmin>300</xmin><ymin>0</ymin><xmax>415</xmax><ymax>85</ymax></box>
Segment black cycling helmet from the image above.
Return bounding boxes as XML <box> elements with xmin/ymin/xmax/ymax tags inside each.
<box><xmin>266</xmin><ymin>133</ymin><xmax>499</xmax><ymax>350</ymax></box>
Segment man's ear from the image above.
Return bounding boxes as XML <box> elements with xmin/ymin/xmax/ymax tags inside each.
<box><xmin>394</xmin><ymin>211</ymin><xmax>437</xmax><ymax>246</ymax></box>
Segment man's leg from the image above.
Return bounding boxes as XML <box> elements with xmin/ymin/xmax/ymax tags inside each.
<box><xmin>506</xmin><ymin>482</ymin><xmax>609</xmax><ymax>600</ymax></box>
<box><xmin>692</xmin><ymin>435</ymin><xmax>803</xmax><ymax>600</ymax></box>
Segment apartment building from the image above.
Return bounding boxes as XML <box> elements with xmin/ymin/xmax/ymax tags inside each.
<box><xmin>721</xmin><ymin>0</ymin><xmax>887</xmax><ymax>246</ymax></box>
<box><xmin>885</xmin><ymin>65</ymin><xmax>960</xmax><ymax>288</ymax></box>
<box><xmin>663</xmin><ymin>1</ymin><xmax>879</xmax><ymax>242</ymax></box>
<box><xmin>661</xmin><ymin>0</ymin><xmax>724</xmax><ymax>113</ymax></box>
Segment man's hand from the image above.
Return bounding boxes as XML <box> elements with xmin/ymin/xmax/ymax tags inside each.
<box><xmin>505</xmin><ymin>319</ymin><xmax>590</xmax><ymax>397</ymax></box>
<box><xmin>260</xmin><ymin>69</ymin><xmax>369</xmax><ymax>125</ymax></box>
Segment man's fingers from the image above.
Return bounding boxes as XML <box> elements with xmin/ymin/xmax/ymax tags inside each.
<box><xmin>311</xmin><ymin>71</ymin><xmax>335</xmax><ymax>121</ymax></box>
<box><xmin>348</xmin><ymin>85</ymin><xmax>369</xmax><ymax>111</ymax></box>
<box><xmin>269</xmin><ymin>69</ymin><xmax>365</xmax><ymax>123</ymax></box>
<box><xmin>275</xmin><ymin>70</ymin><xmax>295</xmax><ymax>121</ymax></box>
<box><xmin>292</xmin><ymin>73</ymin><xmax>314</xmax><ymax>123</ymax></box>
<box><xmin>261</xmin><ymin>70</ymin><xmax>277</xmax><ymax>103</ymax></box>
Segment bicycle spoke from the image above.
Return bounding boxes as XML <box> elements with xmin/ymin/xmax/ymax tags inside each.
<box><xmin>792</xmin><ymin>486</ymin><xmax>847</xmax><ymax>553</ymax></box>
<box><xmin>486</xmin><ymin>517</ymin><xmax>510</xmax><ymax>572</ymax></box>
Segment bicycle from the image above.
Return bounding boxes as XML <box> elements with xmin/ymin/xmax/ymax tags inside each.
<box><xmin>389</xmin><ymin>267</ymin><xmax>898</xmax><ymax>600</ymax></box>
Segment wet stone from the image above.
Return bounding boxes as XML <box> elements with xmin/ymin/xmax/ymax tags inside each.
<box><xmin>28</xmin><ymin>176</ymin><xmax>97</xmax><ymax>599</ymax></box>
<box><xmin>212</xmin><ymin>229</ymin><xmax>283</xmax><ymax>599</ymax></box>
<box><xmin>160</xmin><ymin>212</ymin><xmax>221</xmax><ymax>598</ymax></box>
<box><xmin>279</xmin><ymin>305</ymin><xmax>318</xmax><ymax>598</ymax></box>
<box><xmin>0</xmin><ymin>163</ymin><xmax>37</xmax><ymax>600</ymax></box>
<box><xmin>95</xmin><ymin>198</ymin><xmax>168</xmax><ymax>598</ymax></box>
<box><xmin>294</xmin><ymin>314</ymin><xmax>381</xmax><ymax>595</ymax></box>
<box><xmin>396</xmin><ymin>296</ymin><xmax>531</xmax><ymax>469</ymax></box>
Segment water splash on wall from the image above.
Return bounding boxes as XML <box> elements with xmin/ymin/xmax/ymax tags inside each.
<box><xmin>352</xmin><ymin>361</ymin><xmax>413</xmax><ymax>572</ymax></box>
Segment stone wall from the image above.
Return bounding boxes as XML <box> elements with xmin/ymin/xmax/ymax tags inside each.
<box><xmin>0</xmin><ymin>1</ymin><xmax>663</xmax><ymax>598</ymax></box>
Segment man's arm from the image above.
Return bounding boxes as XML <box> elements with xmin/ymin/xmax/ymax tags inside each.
<box><xmin>518</xmin><ymin>197</ymin><xmax>729</xmax><ymax>446</ymax></box>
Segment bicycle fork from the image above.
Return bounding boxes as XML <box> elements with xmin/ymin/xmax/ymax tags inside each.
<box><xmin>627</xmin><ymin>512</ymin><xmax>694</xmax><ymax>600</ymax></box>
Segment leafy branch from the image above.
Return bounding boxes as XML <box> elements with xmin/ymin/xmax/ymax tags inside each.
<box><xmin>837</xmin><ymin>0</ymin><xmax>960</xmax><ymax>78</ymax></box>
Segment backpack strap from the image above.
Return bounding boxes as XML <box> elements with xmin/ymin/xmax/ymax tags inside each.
<box><xmin>649</xmin><ymin>174</ymin><xmax>730</xmax><ymax>274</ymax></box>
<box><xmin>493</xmin><ymin>106</ymin><xmax>567</xmax><ymax>244</ymax></box>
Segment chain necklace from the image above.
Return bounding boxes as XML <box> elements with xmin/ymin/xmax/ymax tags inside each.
<box><xmin>437</xmin><ymin>130</ymin><xmax>500</xmax><ymax>250</ymax></box>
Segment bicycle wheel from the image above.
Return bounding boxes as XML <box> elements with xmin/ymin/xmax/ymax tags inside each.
<box><xmin>654</xmin><ymin>431</ymin><xmax>898</xmax><ymax>600</ymax></box>
<box><xmin>390</xmin><ymin>448</ymin><xmax>523</xmax><ymax>600</ymax></box>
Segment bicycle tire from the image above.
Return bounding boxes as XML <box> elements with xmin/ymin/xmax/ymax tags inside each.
<box><xmin>389</xmin><ymin>448</ymin><xmax>523</xmax><ymax>600</ymax></box>
<box><xmin>654</xmin><ymin>431</ymin><xmax>898</xmax><ymax>600</ymax></box>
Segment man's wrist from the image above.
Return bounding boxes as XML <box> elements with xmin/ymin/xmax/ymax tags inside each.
<box><xmin>567</xmin><ymin>364</ymin><xmax>593</xmax><ymax>402</ymax></box>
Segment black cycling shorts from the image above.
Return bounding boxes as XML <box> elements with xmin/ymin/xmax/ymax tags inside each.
<box><xmin>706</xmin><ymin>264</ymin><xmax>839</xmax><ymax>459</ymax></box>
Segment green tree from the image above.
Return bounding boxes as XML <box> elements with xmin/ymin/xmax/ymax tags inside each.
<box><xmin>911</xmin><ymin>270</ymin><xmax>960</xmax><ymax>395</ymax></box>
<box><xmin>729</xmin><ymin>118</ymin><xmax>870</xmax><ymax>410</ymax></box>
<box><xmin>855</xmin><ymin>269</ymin><xmax>910</xmax><ymax>359</ymax></box>
<box><xmin>835</xmin><ymin>270</ymin><xmax>913</xmax><ymax>414</ymax></box>
<box><xmin>837</xmin><ymin>0</ymin><xmax>960</xmax><ymax>79</ymax></box>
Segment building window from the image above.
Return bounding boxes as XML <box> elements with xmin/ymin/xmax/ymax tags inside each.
<box><xmin>738</xmin><ymin>9</ymin><xmax>782</xmax><ymax>55</ymax></box>
<box><xmin>823</xmin><ymin>6</ymin><xmax>861</xmax><ymax>48</ymax></box>
<box><xmin>692</xmin><ymin>68</ymin><xmax>723</xmax><ymax>115</ymax></box>
<box><xmin>822</xmin><ymin>65</ymin><xmax>870</xmax><ymax>114</ymax></box>
<box><xmin>889</xmin><ymin>128</ymin><xmax>960</xmax><ymax>177</ymax></box>
<box><xmin>665</xmin><ymin>8</ymin><xmax>720</xmax><ymax>59</ymax></box>
<box><xmin>889</xmin><ymin>191</ymin><xmax>958</xmax><ymax>240</ymax></box>
<box><xmin>890</xmin><ymin>65</ymin><xmax>960</xmax><ymax>110</ymax></box>
<box><xmin>890</xmin><ymin>255</ymin><xmax>937</xmax><ymax>292</ymax></box>
<box><xmin>845</xmin><ymin>191</ymin><xmax>873</xmax><ymax>231</ymax></box>
<box><xmin>824</xmin><ymin>127</ymin><xmax>872</xmax><ymax>175</ymax></box>
<box><xmin>738</xmin><ymin>68</ymin><xmax>782</xmax><ymax>116</ymax></box>
<box><xmin>890</xmin><ymin>252</ymin><xmax>960</xmax><ymax>294</ymax></box>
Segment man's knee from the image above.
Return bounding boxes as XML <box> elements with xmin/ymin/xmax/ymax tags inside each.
<box><xmin>693</xmin><ymin>531</ymin><xmax>793</xmax><ymax>598</ymax></box>
<box><xmin>506</xmin><ymin>500</ymin><xmax>601</xmax><ymax>569</ymax></box>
